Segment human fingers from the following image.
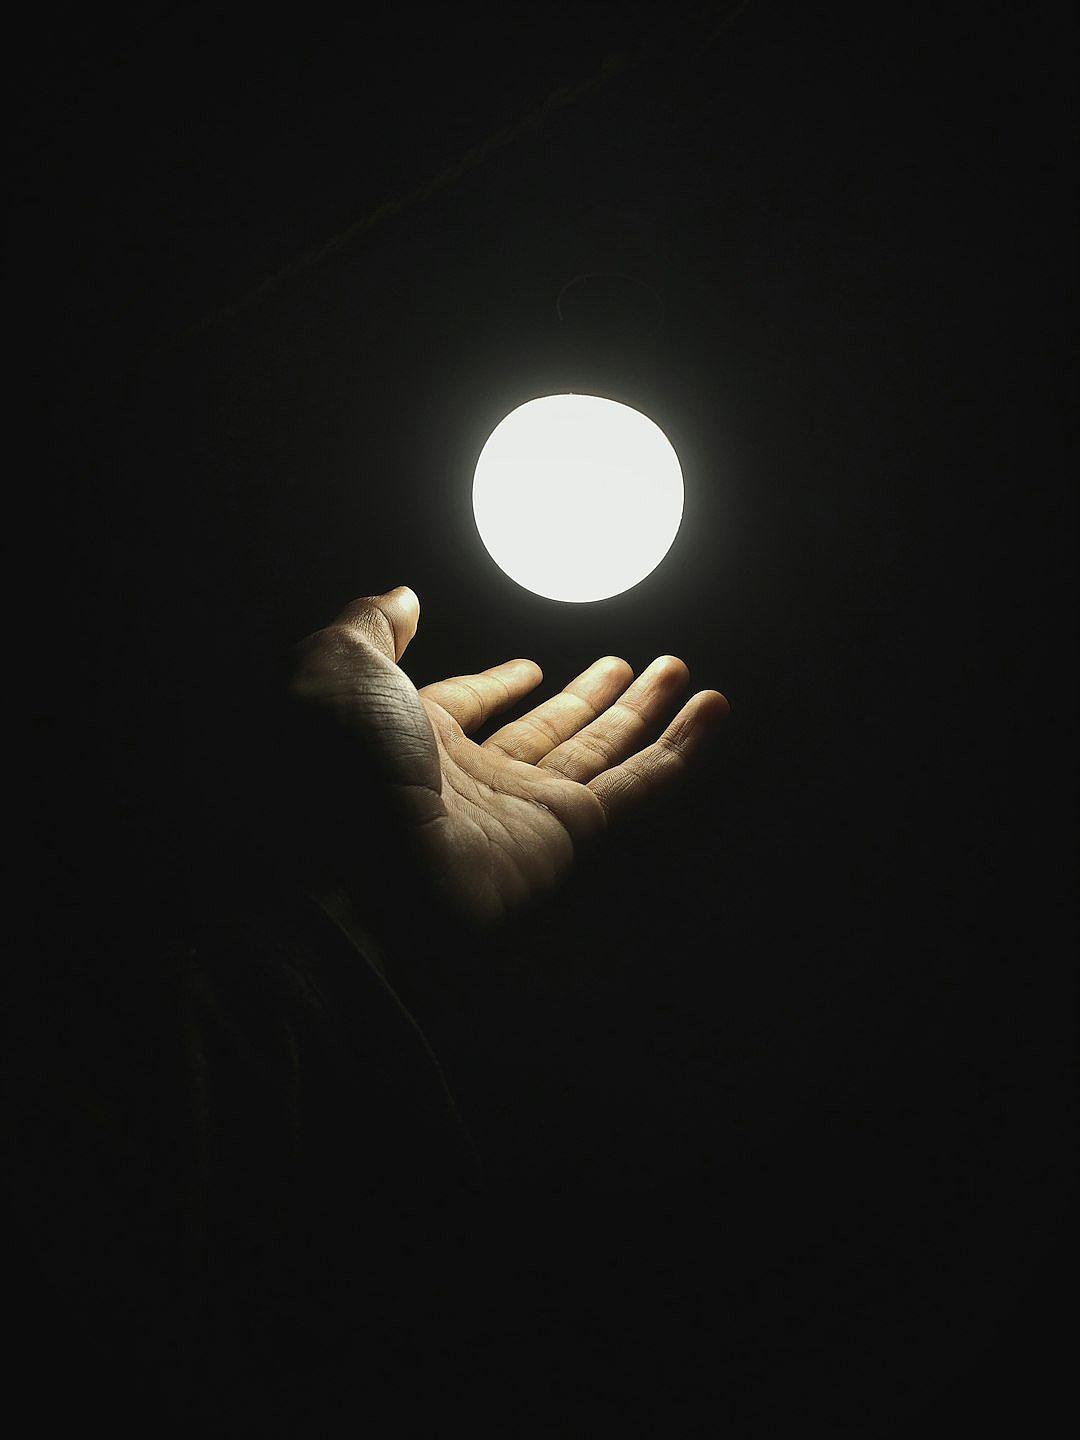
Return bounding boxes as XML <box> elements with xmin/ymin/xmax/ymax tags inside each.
<box><xmin>586</xmin><ymin>689</ymin><xmax>730</xmax><ymax>823</ymax></box>
<box><xmin>538</xmin><ymin>655</ymin><xmax>690</xmax><ymax>784</ymax></box>
<box><xmin>482</xmin><ymin>655</ymin><xmax>634</xmax><ymax>763</ymax></box>
<box><xmin>419</xmin><ymin>659</ymin><xmax>544</xmax><ymax>733</ymax></box>
<box><xmin>333</xmin><ymin>585</ymin><xmax>421</xmax><ymax>662</ymax></box>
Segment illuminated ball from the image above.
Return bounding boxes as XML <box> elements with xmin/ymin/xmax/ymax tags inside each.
<box><xmin>472</xmin><ymin>393</ymin><xmax>684</xmax><ymax>603</ymax></box>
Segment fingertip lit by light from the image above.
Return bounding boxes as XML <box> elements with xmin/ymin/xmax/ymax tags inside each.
<box><xmin>472</xmin><ymin>393</ymin><xmax>684</xmax><ymax>603</ymax></box>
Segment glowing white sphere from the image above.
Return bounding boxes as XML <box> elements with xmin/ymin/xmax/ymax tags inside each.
<box><xmin>472</xmin><ymin>393</ymin><xmax>684</xmax><ymax>602</ymax></box>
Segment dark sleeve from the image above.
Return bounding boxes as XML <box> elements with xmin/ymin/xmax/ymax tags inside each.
<box><xmin>14</xmin><ymin>889</ymin><xmax>485</xmax><ymax>1417</ymax></box>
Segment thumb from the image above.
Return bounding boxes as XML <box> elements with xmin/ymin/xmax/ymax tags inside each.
<box><xmin>336</xmin><ymin>585</ymin><xmax>420</xmax><ymax>662</ymax></box>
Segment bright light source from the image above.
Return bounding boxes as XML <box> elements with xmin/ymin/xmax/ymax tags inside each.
<box><xmin>472</xmin><ymin>394</ymin><xmax>684</xmax><ymax>603</ymax></box>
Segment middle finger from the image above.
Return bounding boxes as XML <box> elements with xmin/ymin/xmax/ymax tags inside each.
<box><xmin>538</xmin><ymin>655</ymin><xmax>691</xmax><ymax>783</ymax></box>
<box><xmin>483</xmin><ymin>655</ymin><xmax>634</xmax><ymax>763</ymax></box>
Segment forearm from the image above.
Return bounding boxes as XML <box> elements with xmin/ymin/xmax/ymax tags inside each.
<box><xmin>17</xmin><ymin>883</ymin><xmax>482</xmax><ymax>1392</ymax></box>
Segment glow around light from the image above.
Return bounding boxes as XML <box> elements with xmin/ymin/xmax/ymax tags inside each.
<box><xmin>472</xmin><ymin>393</ymin><xmax>685</xmax><ymax>602</ymax></box>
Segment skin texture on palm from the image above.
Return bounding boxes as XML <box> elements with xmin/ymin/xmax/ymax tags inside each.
<box><xmin>290</xmin><ymin>586</ymin><xmax>730</xmax><ymax>923</ymax></box>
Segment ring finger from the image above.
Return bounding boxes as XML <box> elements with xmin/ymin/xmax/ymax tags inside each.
<box><xmin>538</xmin><ymin>655</ymin><xmax>690</xmax><ymax>783</ymax></box>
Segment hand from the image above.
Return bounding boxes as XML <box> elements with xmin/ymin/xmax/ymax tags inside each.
<box><xmin>289</xmin><ymin>586</ymin><xmax>729</xmax><ymax>924</ymax></box>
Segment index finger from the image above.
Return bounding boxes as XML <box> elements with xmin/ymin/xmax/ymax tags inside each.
<box><xmin>419</xmin><ymin>659</ymin><xmax>543</xmax><ymax>732</ymax></box>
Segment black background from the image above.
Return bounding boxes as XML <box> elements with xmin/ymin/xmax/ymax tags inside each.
<box><xmin>15</xmin><ymin>1</ymin><xmax>1075</xmax><ymax>1431</ymax></box>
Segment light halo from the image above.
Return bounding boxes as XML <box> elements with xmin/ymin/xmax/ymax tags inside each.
<box><xmin>472</xmin><ymin>392</ymin><xmax>684</xmax><ymax>603</ymax></box>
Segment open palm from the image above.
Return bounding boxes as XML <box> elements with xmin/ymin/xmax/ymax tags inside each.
<box><xmin>290</xmin><ymin>587</ymin><xmax>728</xmax><ymax>922</ymax></box>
